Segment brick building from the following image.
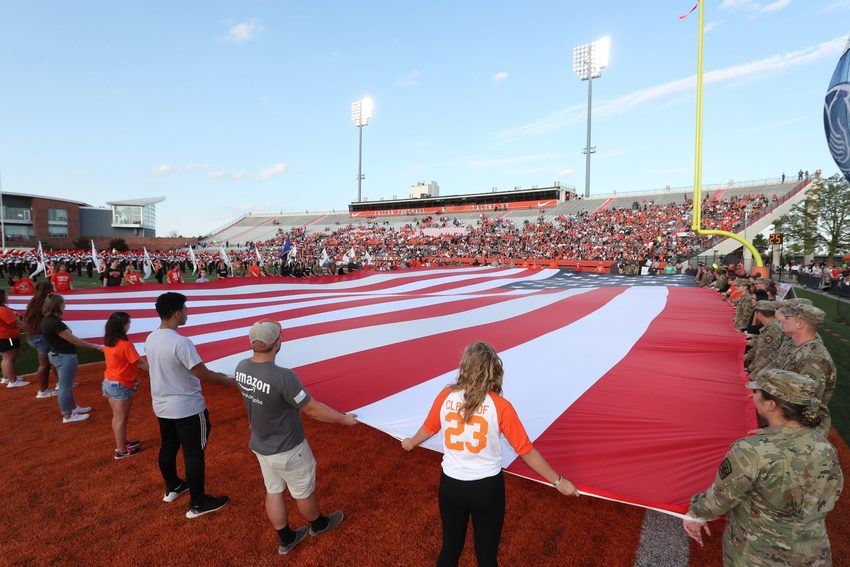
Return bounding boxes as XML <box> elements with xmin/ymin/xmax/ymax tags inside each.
<box><xmin>0</xmin><ymin>193</ymin><xmax>180</xmax><ymax>249</ymax></box>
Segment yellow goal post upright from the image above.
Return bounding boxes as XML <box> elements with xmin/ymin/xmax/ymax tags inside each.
<box><xmin>689</xmin><ymin>0</ymin><xmax>769</xmax><ymax>277</ymax></box>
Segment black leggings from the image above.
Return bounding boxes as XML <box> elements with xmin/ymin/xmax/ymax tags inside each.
<box><xmin>437</xmin><ymin>471</ymin><xmax>505</xmax><ymax>567</ymax></box>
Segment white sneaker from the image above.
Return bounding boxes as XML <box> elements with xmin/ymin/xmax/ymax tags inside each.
<box><xmin>72</xmin><ymin>405</ymin><xmax>92</xmax><ymax>414</ymax></box>
<box><xmin>0</xmin><ymin>378</ymin><xmax>9</xmax><ymax>385</ymax></box>
<box><xmin>36</xmin><ymin>389</ymin><xmax>59</xmax><ymax>398</ymax></box>
<box><xmin>7</xmin><ymin>379</ymin><xmax>31</xmax><ymax>388</ymax></box>
<box><xmin>63</xmin><ymin>413</ymin><xmax>90</xmax><ymax>424</ymax></box>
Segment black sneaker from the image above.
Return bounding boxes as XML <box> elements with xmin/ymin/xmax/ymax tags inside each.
<box><xmin>309</xmin><ymin>511</ymin><xmax>344</xmax><ymax>536</ymax></box>
<box><xmin>162</xmin><ymin>482</ymin><xmax>190</xmax><ymax>503</ymax></box>
<box><xmin>185</xmin><ymin>495</ymin><xmax>229</xmax><ymax>519</ymax></box>
<box><xmin>278</xmin><ymin>527</ymin><xmax>309</xmax><ymax>555</ymax></box>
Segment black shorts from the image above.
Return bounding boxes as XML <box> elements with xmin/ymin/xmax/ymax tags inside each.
<box><xmin>0</xmin><ymin>337</ymin><xmax>21</xmax><ymax>352</ymax></box>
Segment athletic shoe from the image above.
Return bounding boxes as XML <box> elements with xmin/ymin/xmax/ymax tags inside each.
<box><xmin>0</xmin><ymin>378</ymin><xmax>9</xmax><ymax>385</ymax></box>
<box><xmin>163</xmin><ymin>482</ymin><xmax>190</xmax><ymax>503</ymax></box>
<box><xmin>185</xmin><ymin>495</ymin><xmax>229</xmax><ymax>519</ymax></box>
<box><xmin>114</xmin><ymin>446</ymin><xmax>141</xmax><ymax>460</ymax></box>
<box><xmin>62</xmin><ymin>413</ymin><xmax>90</xmax><ymax>424</ymax></box>
<box><xmin>278</xmin><ymin>528</ymin><xmax>309</xmax><ymax>555</ymax></box>
<box><xmin>125</xmin><ymin>440</ymin><xmax>142</xmax><ymax>449</ymax></box>
<box><xmin>7</xmin><ymin>379</ymin><xmax>31</xmax><ymax>388</ymax></box>
<box><xmin>309</xmin><ymin>511</ymin><xmax>344</xmax><ymax>536</ymax></box>
<box><xmin>72</xmin><ymin>405</ymin><xmax>92</xmax><ymax>414</ymax></box>
<box><xmin>36</xmin><ymin>389</ymin><xmax>58</xmax><ymax>398</ymax></box>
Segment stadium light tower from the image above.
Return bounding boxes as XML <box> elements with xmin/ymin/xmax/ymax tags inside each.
<box><xmin>572</xmin><ymin>36</ymin><xmax>610</xmax><ymax>198</ymax></box>
<box><xmin>351</xmin><ymin>96</ymin><xmax>374</xmax><ymax>203</ymax></box>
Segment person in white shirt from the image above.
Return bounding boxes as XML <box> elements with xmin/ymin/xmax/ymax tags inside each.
<box><xmin>402</xmin><ymin>342</ymin><xmax>578</xmax><ymax>566</ymax></box>
<box><xmin>145</xmin><ymin>292</ymin><xmax>235</xmax><ymax>519</ymax></box>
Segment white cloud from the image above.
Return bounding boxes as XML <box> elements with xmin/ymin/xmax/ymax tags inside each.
<box><xmin>761</xmin><ymin>0</ymin><xmax>791</xmax><ymax>11</ymax></box>
<box><xmin>704</xmin><ymin>21</ymin><xmax>720</xmax><ymax>33</ymax></box>
<box><xmin>497</xmin><ymin>36</ymin><xmax>846</xmax><ymax>143</ymax></box>
<box><xmin>225</xmin><ymin>19</ymin><xmax>264</xmax><ymax>44</ymax></box>
<box><xmin>185</xmin><ymin>163</ymin><xmax>211</xmax><ymax>171</ymax></box>
<box><xmin>396</xmin><ymin>69</ymin><xmax>421</xmax><ymax>87</ymax></box>
<box><xmin>817</xmin><ymin>0</ymin><xmax>850</xmax><ymax>13</ymax></box>
<box><xmin>257</xmin><ymin>163</ymin><xmax>287</xmax><ymax>180</ymax></box>
<box><xmin>151</xmin><ymin>164</ymin><xmax>179</xmax><ymax>176</ymax></box>
<box><xmin>721</xmin><ymin>0</ymin><xmax>791</xmax><ymax>12</ymax></box>
<box><xmin>492</xmin><ymin>71</ymin><xmax>509</xmax><ymax>83</ymax></box>
<box><xmin>558</xmin><ymin>168</ymin><xmax>575</xmax><ymax>177</ymax></box>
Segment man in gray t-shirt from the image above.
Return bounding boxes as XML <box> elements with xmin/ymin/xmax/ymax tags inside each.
<box><xmin>237</xmin><ymin>319</ymin><xmax>357</xmax><ymax>555</ymax></box>
<box><xmin>146</xmin><ymin>292</ymin><xmax>236</xmax><ymax>520</ymax></box>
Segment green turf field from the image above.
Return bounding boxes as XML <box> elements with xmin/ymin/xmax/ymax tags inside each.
<box><xmin>793</xmin><ymin>288</ymin><xmax>850</xmax><ymax>443</ymax></box>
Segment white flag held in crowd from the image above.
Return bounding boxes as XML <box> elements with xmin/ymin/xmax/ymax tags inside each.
<box><xmin>255</xmin><ymin>247</ymin><xmax>264</xmax><ymax>267</ymax></box>
<box><xmin>91</xmin><ymin>240</ymin><xmax>102</xmax><ymax>272</ymax></box>
<box><xmin>143</xmin><ymin>247</ymin><xmax>153</xmax><ymax>280</ymax></box>
<box><xmin>288</xmin><ymin>243</ymin><xmax>298</xmax><ymax>266</ymax></box>
<box><xmin>364</xmin><ymin>250</ymin><xmax>373</xmax><ymax>265</ymax></box>
<box><xmin>187</xmin><ymin>246</ymin><xmax>199</xmax><ymax>274</ymax></box>
<box><xmin>219</xmin><ymin>246</ymin><xmax>233</xmax><ymax>271</ymax></box>
<box><xmin>346</xmin><ymin>247</ymin><xmax>356</xmax><ymax>262</ymax></box>
<box><xmin>29</xmin><ymin>241</ymin><xmax>47</xmax><ymax>278</ymax></box>
<box><xmin>320</xmin><ymin>248</ymin><xmax>329</xmax><ymax>267</ymax></box>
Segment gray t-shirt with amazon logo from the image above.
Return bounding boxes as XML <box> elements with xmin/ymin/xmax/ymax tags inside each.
<box><xmin>234</xmin><ymin>359</ymin><xmax>312</xmax><ymax>455</ymax></box>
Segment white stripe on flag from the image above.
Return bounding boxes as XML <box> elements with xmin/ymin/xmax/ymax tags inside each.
<box><xmin>61</xmin><ymin>271</ymin><xmax>562</xmax><ymax>339</ymax></box>
<box><xmin>201</xmin><ymin>288</ymin><xmax>593</xmax><ymax>375</ymax></box>
<box><xmin>351</xmin><ymin>286</ymin><xmax>669</xmax><ymax>468</ymax></box>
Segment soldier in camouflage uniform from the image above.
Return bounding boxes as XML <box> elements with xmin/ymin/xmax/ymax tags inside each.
<box><xmin>772</xmin><ymin>298</ymin><xmax>815</xmax><ymax>365</ymax></box>
<box><xmin>699</xmin><ymin>265</ymin><xmax>714</xmax><ymax>287</ymax></box>
<box><xmin>744</xmin><ymin>301</ymin><xmax>783</xmax><ymax>375</ymax></box>
<box><xmin>733</xmin><ymin>287</ymin><xmax>755</xmax><ymax>330</ymax></box>
<box><xmin>684</xmin><ymin>369</ymin><xmax>844</xmax><ymax>566</ymax></box>
<box><xmin>711</xmin><ymin>268</ymin><xmax>729</xmax><ymax>293</ymax></box>
<box><xmin>778</xmin><ymin>303</ymin><xmax>836</xmax><ymax>437</ymax></box>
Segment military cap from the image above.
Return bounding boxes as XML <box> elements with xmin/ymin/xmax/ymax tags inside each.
<box><xmin>777</xmin><ymin>297</ymin><xmax>813</xmax><ymax>307</ymax></box>
<box><xmin>755</xmin><ymin>300</ymin><xmax>776</xmax><ymax>312</ymax></box>
<box><xmin>778</xmin><ymin>303</ymin><xmax>825</xmax><ymax>326</ymax></box>
<box><xmin>746</xmin><ymin>369</ymin><xmax>817</xmax><ymax>405</ymax></box>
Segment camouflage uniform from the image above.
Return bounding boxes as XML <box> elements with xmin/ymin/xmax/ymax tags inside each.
<box><xmin>734</xmin><ymin>292</ymin><xmax>755</xmax><ymax>329</ymax></box>
<box><xmin>700</xmin><ymin>269</ymin><xmax>713</xmax><ymax>287</ymax></box>
<box><xmin>688</xmin><ymin>370</ymin><xmax>844</xmax><ymax>566</ymax></box>
<box><xmin>745</xmin><ymin>320</ymin><xmax>784</xmax><ymax>375</ymax></box>
<box><xmin>777</xmin><ymin>303</ymin><xmax>835</xmax><ymax>436</ymax></box>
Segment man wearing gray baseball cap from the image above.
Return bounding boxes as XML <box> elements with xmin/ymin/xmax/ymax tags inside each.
<box><xmin>235</xmin><ymin>319</ymin><xmax>358</xmax><ymax>556</ymax></box>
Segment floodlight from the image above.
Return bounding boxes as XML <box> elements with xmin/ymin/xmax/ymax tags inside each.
<box><xmin>572</xmin><ymin>36</ymin><xmax>612</xmax><ymax>198</ymax></box>
<box><xmin>351</xmin><ymin>96</ymin><xmax>374</xmax><ymax>127</ymax></box>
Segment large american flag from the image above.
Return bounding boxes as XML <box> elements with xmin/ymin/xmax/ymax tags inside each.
<box><xmin>11</xmin><ymin>268</ymin><xmax>754</xmax><ymax>515</ymax></box>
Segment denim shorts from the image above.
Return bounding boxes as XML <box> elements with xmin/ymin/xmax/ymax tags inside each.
<box><xmin>26</xmin><ymin>334</ymin><xmax>50</xmax><ymax>355</ymax></box>
<box><xmin>102</xmin><ymin>379</ymin><xmax>136</xmax><ymax>401</ymax></box>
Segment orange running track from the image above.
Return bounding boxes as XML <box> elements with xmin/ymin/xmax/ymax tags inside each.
<box><xmin>1</xmin><ymin>364</ymin><xmax>847</xmax><ymax>566</ymax></box>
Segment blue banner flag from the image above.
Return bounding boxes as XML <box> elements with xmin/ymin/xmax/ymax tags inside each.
<box><xmin>824</xmin><ymin>37</ymin><xmax>850</xmax><ymax>183</ymax></box>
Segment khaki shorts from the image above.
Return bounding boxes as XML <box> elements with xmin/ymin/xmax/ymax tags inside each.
<box><xmin>253</xmin><ymin>439</ymin><xmax>316</xmax><ymax>499</ymax></box>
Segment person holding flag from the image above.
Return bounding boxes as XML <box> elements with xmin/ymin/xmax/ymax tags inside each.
<box><xmin>124</xmin><ymin>265</ymin><xmax>143</xmax><ymax>285</ymax></box>
<box><xmin>166</xmin><ymin>263</ymin><xmax>183</xmax><ymax>285</ymax></box>
<box><xmin>50</xmin><ymin>264</ymin><xmax>74</xmax><ymax>292</ymax></box>
<box><xmin>91</xmin><ymin>240</ymin><xmax>103</xmax><ymax>273</ymax></box>
<box><xmin>10</xmin><ymin>274</ymin><xmax>36</xmax><ymax>295</ymax></box>
<box><xmin>29</xmin><ymin>242</ymin><xmax>48</xmax><ymax>281</ymax></box>
<box><xmin>248</xmin><ymin>261</ymin><xmax>264</xmax><ymax>278</ymax></box>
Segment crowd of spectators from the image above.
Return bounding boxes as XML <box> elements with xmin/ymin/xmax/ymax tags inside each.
<box><xmin>0</xmin><ymin>192</ymin><xmax>776</xmax><ymax>284</ymax></box>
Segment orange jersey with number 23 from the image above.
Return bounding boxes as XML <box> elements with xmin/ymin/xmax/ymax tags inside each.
<box><xmin>423</xmin><ymin>387</ymin><xmax>532</xmax><ymax>481</ymax></box>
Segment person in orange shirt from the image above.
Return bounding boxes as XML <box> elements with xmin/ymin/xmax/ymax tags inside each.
<box><xmin>247</xmin><ymin>261</ymin><xmax>264</xmax><ymax>277</ymax></box>
<box><xmin>0</xmin><ymin>290</ymin><xmax>27</xmax><ymax>388</ymax></box>
<box><xmin>124</xmin><ymin>265</ymin><xmax>143</xmax><ymax>285</ymax></box>
<box><xmin>102</xmin><ymin>312</ymin><xmax>149</xmax><ymax>459</ymax></box>
<box><xmin>402</xmin><ymin>342</ymin><xmax>578</xmax><ymax>566</ymax></box>
<box><xmin>10</xmin><ymin>274</ymin><xmax>35</xmax><ymax>295</ymax></box>
<box><xmin>166</xmin><ymin>263</ymin><xmax>183</xmax><ymax>285</ymax></box>
<box><xmin>49</xmin><ymin>263</ymin><xmax>74</xmax><ymax>292</ymax></box>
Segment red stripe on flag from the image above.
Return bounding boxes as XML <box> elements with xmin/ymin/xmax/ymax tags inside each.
<box><xmin>506</xmin><ymin>286</ymin><xmax>754</xmax><ymax>513</ymax></box>
<box><xmin>294</xmin><ymin>287</ymin><xmax>625</xmax><ymax>411</ymax></box>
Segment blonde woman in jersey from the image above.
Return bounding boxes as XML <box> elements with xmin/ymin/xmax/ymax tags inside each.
<box><xmin>402</xmin><ymin>342</ymin><xmax>578</xmax><ymax>566</ymax></box>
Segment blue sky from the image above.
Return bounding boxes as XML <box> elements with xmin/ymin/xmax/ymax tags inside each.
<box><xmin>1</xmin><ymin>0</ymin><xmax>848</xmax><ymax>236</ymax></box>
